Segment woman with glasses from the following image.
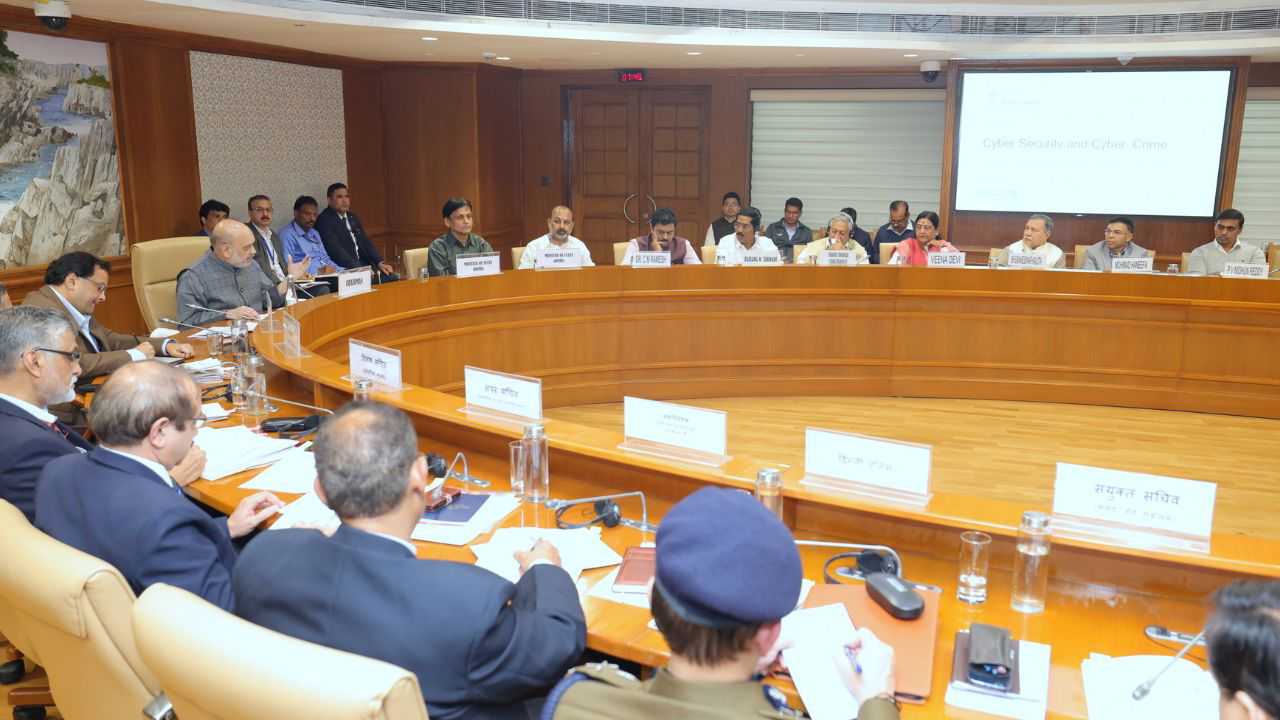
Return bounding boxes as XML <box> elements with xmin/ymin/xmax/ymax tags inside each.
<box><xmin>886</xmin><ymin>211</ymin><xmax>957</xmax><ymax>266</ymax></box>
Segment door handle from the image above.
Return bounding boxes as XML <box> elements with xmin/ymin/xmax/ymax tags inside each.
<box><xmin>622</xmin><ymin>194</ymin><xmax>637</xmax><ymax>223</ymax></box>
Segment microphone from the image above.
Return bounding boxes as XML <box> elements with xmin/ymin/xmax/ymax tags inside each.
<box><xmin>1132</xmin><ymin>627</ymin><xmax>1206</xmax><ymax>700</ymax></box>
<box><xmin>546</xmin><ymin>491</ymin><xmax>656</xmax><ymax>534</ymax></box>
<box><xmin>243</xmin><ymin>389</ymin><xmax>334</xmax><ymax>417</ymax></box>
<box><xmin>288</xmin><ymin>277</ymin><xmax>316</xmax><ymax>299</ymax></box>
<box><xmin>160</xmin><ymin>317</ymin><xmax>208</xmax><ymax>332</ymax></box>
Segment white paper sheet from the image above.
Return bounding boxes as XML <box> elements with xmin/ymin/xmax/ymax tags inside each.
<box><xmin>201</xmin><ymin>402</ymin><xmax>230</xmax><ymax>421</ymax></box>
<box><xmin>238</xmin><ymin>448</ymin><xmax>316</xmax><ymax>494</ymax></box>
<box><xmin>1080</xmin><ymin>653</ymin><xmax>1217</xmax><ymax>720</ymax></box>
<box><xmin>194</xmin><ymin>425</ymin><xmax>297</xmax><ymax>481</ymax></box>
<box><xmin>269</xmin><ymin>491</ymin><xmax>338</xmax><ymax>532</ymax></box>
<box><xmin>779</xmin><ymin>603</ymin><xmax>861</xmax><ymax>720</ymax></box>
<box><xmin>470</xmin><ymin>526</ymin><xmax>622</xmax><ymax>583</ymax></box>
<box><xmin>945</xmin><ymin>640</ymin><xmax>1051</xmax><ymax>720</ymax></box>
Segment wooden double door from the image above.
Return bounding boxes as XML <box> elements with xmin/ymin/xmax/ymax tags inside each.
<box><xmin>569</xmin><ymin>88</ymin><xmax>711</xmax><ymax>264</ymax></box>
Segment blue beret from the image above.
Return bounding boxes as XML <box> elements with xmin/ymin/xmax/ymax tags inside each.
<box><xmin>654</xmin><ymin>486</ymin><xmax>803</xmax><ymax>627</ymax></box>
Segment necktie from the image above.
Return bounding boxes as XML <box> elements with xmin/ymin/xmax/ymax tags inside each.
<box><xmin>48</xmin><ymin>420</ymin><xmax>70</xmax><ymax>441</ymax></box>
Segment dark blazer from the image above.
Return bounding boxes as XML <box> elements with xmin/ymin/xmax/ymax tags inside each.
<box><xmin>233</xmin><ymin>525</ymin><xmax>587</xmax><ymax>720</ymax></box>
<box><xmin>872</xmin><ymin>223</ymin><xmax>915</xmax><ymax>266</ymax></box>
<box><xmin>315</xmin><ymin>207</ymin><xmax>385</xmax><ymax>270</ymax></box>
<box><xmin>35</xmin><ymin>447</ymin><xmax>238</xmax><ymax>611</ymax></box>
<box><xmin>0</xmin><ymin>396</ymin><xmax>92</xmax><ymax>521</ymax></box>
<box><xmin>247</xmin><ymin>224</ymin><xmax>287</xmax><ymax>309</ymax></box>
<box><xmin>851</xmin><ymin>226</ymin><xmax>876</xmax><ymax>265</ymax></box>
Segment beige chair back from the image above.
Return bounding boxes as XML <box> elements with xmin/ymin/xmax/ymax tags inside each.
<box><xmin>0</xmin><ymin>503</ymin><xmax>38</xmax><ymax>665</ymax></box>
<box><xmin>612</xmin><ymin>242</ymin><xmax>628</xmax><ymax>265</ymax></box>
<box><xmin>988</xmin><ymin>247</ymin><xmax>1007</xmax><ymax>266</ymax></box>
<box><xmin>1073</xmin><ymin>245</ymin><xmax>1088</xmax><ymax>269</ymax></box>
<box><xmin>133</xmin><ymin>584</ymin><xmax>429</xmax><ymax>720</ymax></box>
<box><xmin>1181</xmin><ymin>251</ymin><xmax>1191</xmax><ymax>272</ymax></box>
<box><xmin>1269</xmin><ymin>243</ymin><xmax>1279</xmax><ymax>274</ymax></box>
<box><xmin>701</xmin><ymin>245</ymin><xmax>717</xmax><ymax>264</ymax></box>
<box><xmin>0</xmin><ymin>500</ymin><xmax>158</xmax><ymax>719</ymax></box>
<box><xmin>511</xmin><ymin>246</ymin><xmax>526</xmax><ymax>268</ymax></box>
<box><xmin>402</xmin><ymin>248</ymin><xmax>430</xmax><ymax>279</ymax></box>
<box><xmin>130</xmin><ymin>236</ymin><xmax>210</xmax><ymax>331</ymax></box>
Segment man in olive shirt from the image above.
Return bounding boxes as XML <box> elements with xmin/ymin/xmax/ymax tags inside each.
<box><xmin>547</xmin><ymin>487</ymin><xmax>900</xmax><ymax>720</ymax></box>
<box><xmin>1186</xmin><ymin>208</ymin><xmax>1266</xmax><ymax>275</ymax></box>
<box><xmin>427</xmin><ymin>197</ymin><xmax>495</xmax><ymax>276</ymax></box>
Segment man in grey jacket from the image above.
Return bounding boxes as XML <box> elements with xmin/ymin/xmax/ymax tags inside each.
<box><xmin>1083</xmin><ymin>216</ymin><xmax>1149</xmax><ymax>271</ymax></box>
<box><xmin>177</xmin><ymin>220</ymin><xmax>280</xmax><ymax>326</ymax></box>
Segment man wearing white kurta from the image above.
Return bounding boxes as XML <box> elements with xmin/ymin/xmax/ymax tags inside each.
<box><xmin>715</xmin><ymin>207</ymin><xmax>779</xmax><ymax>265</ymax></box>
<box><xmin>519</xmin><ymin>206</ymin><xmax>596</xmax><ymax>269</ymax></box>
<box><xmin>1004</xmin><ymin>213</ymin><xmax>1066</xmax><ymax>268</ymax></box>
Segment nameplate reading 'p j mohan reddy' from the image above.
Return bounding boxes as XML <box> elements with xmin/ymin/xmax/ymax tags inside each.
<box><xmin>1006</xmin><ymin>251</ymin><xmax>1047</xmax><ymax>268</ymax></box>
<box><xmin>1053</xmin><ymin>462</ymin><xmax>1217</xmax><ymax>539</ymax></box>
<box><xmin>804</xmin><ymin>428</ymin><xmax>931</xmax><ymax>496</ymax></box>
<box><xmin>463</xmin><ymin>366</ymin><xmax>542</xmax><ymax>421</ymax></box>
<box><xmin>1221</xmin><ymin>262</ymin><xmax>1268</xmax><ymax>279</ymax></box>
<box><xmin>630</xmin><ymin>251</ymin><xmax>671</xmax><ymax>267</ymax></box>
<box><xmin>536</xmin><ymin>249</ymin><xmax>583</xmax><ymax>269</ymax></box>
<box><xmin>926</xmin><ymin>251</ymin><xmax>967</xmax><ymax>267</ymax></box>
<box><xmin>348</xmin><ymin>339</ymin><xmax>402</xmax><ymax>390</ymax></box>
<box><xmin>456</xmin><ymin>252</ymin><xmax>502</xmax><ymax>278</ymax></box>
<box><xmin>337</xmin><ymin>266</ymin><xmax>372</xmax><ymax>298</ymax></box>
<box><xmin>1111</xmin><ymin>256</ymin><xmax>1154</xmax><ymax>274</ymax></box>
<box><xmin>623</xmin><ymin>397</ymin><xmax>727</xmax><ymax>457</ymax></box>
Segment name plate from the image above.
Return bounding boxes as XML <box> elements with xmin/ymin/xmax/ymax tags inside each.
<box><xmin>1006</xmin><ymin>251</ymin><xmax>1046</xmax><ymax>268</ymax></box>
<box><xmin>1053</xmin><ymin>462</ymin><xmax>1217</xmax><ymax>539</ymax></box>
<box><xmin>337</xmin><ymin>266</ymin><xmax>372</xmax><ymax>298</ymax></box>
<box><xmin>926</xmin><ymin>251</ymin><xmax>966</xmax><ymax>267</ymax></box>
<box><xmin>1222</xmin><ymin>262</ymin><xmax>1267</xmax><ymax>279</ymax></box>
<box><xmin>741</xmin><ymin>248</ymin><xmax>782</xmax><ymax>266</ymax></box>
<box><xmin>349</xmin><ymin>339</ymin><xmax>402</xmax><ymax>390</ymax></box>
<box><xmin>804</xmin><ymin>427</ymin><xmax>931</xmax><ymax>497</ymax></box>
<box><xmin>536</xmin><ymin>249</ymin><xmax>583</xmax><ymax>269</ymax></box>
<box><xmin>280</xmin><ymin>313</ymin><xmax>301</xmax><ymax>357</ymax></box>
<box><xmin>623</xmin><ymin>396</ymin><xmax>727</xmax><ymax>457</ymax></box>
<box><xmin>1111</xmin><ymin>256</ymin><xmax>1153</xmax><ymax>274</ymax></box>
<box><xmin>457</xmin><ymin>252</ymin><xmax>502</xmax><ymax>278</ymax></box>
<box><xmin>463</xmin><ymin>366</ymin><xmax>542</xmax><ymax>421</ymax></box>
<box><xmin>631</xmin><ymin>251</ymin><xmax>671</xmax><ymax>267</ymax></box>
<box><xmin>818</xmin><ymin>249</ymin><xmax>854</xmax><ymax>266</ymax></box>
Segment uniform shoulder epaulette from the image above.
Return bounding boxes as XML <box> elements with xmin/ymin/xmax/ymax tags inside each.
<box><xmin>570</xmin><ymin>661</ymin><xmax>641</xmax><ymax>688</ymax></box>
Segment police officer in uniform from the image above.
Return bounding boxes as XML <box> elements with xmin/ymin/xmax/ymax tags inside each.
<box><xmin>544</xmin><ymin>487</ymin><xmax>901</xmax><ymax>720</ymax></box>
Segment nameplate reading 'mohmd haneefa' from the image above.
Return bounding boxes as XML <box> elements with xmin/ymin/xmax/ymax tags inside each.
<box><xmin>1111</xmin><ymin>256</ymin><xmax>1153</xmax><ymax>274</ymax></box>
<box><xmin>1052</xmin><ymin>462</ymin><xmax>1217</xmax><ymax>540</ymax></box>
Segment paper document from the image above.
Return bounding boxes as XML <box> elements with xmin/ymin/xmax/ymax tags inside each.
<box><xmin>201</xmin><ymin>403</ymin><xmax>230</xmax><ymax>421</ymax></box>
<box><xmin>944</xmin><ymin>640</ymin><xmax>1050</xmax><ymax>720</ymax></box>
<box><xmin>183</xmin><ymin>358</ymin><xmax>222</xmax><ymax>373</ymax></box>
<box><xmin>191</xmin><ymin>322</ymin><xmax>258</xmax><ymax>338</ymax></box>
<box><xmin>779</xmin><ymin>603</ymin><xmax>861</xmax><ymax>720</ymax></box>
<box><xmin>470</xmin><ymin>526</ymin><xmax>623</xmax><ymax>583</ymax></box>
<box><xmin>270</xmin><ymin>491</ymin><xmax>338</xmax><ymax>532</ymax></box>
<box><xmin>238</xmin><ymin>448</ymin><xmax>317</xmax><ymax>494</ymax></box>
<box><xmin>194</xmin><ymin>425</ymin><xmax>297</xmax><ymax>481</ymax></box>
<box><xmin>1081</xmin><ymin>654</ymin><xmax>1217</xmax><ymax>720</ymax></box>
<box><xmin>411</xmin><ymin>493</ymin><xmax>521</xmax><ymax>546</ymax></box>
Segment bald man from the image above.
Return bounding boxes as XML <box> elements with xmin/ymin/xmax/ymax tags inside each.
<box><xmin>176</xmin><ymin>219</ymin><xmax>284</xmax><ymax>325</ymax></box>
<box><xmin>518</xmin><ymin>206</ymin><xmax>595</xmax><ymax>269</ymax></box>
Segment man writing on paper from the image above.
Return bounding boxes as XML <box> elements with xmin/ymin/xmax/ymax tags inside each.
<box><xmin>1003</xmin><ymin>214</ymin><xmax>1066</xmax><ymax>268</ymax></box>
<box><xmin>1083</xmin><ymin>217</ymin><xmax>1149</xmax><ymax>271</ymax></box>
<box><xmin>428</xmin><ymin>197</ymin><xmax>497</xmax><ymax>276</ymax></box>
<box><xmin>1186</xmin><ymin>209</ymin><xmax>1266</xmax><ymax>276</ymax></box>
<box><xmin>716</xmin><ymin>207</ymin><xmax>778</xmax><ymax>265</ymax></box>
<box><xmin>36</xmin><ymin>361</ymin><xmax>278</xmax><ymax>612</ymax></box>
<box><xmin>233</xmin><ymin>402</ymin><xmax>586</xmax><ymax>720</ymax></box>
<box><xmin>621</xmin><ymin>207</ymin><xmax>701</xmax><ymax>265</ymax></box>
<box><xmin>796</xmin><ymin>212</ymin><xmax>870</xmax><ymax>265</ymax></box>
<box><xmin>177</xmin><ymin>219</ymin><xmax>282</xmax><ymax>326</ymax></box>
<box><xmin>519</xmin><ymin>206</ymin><xmax>595</xmax><ymax>269</ymax></box>
<box><xmin>548</xmin><ymin>486</ymin><xmax>899</xmax><ymax>720</ymax></box>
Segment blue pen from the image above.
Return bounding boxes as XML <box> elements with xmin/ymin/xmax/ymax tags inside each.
<box><xmin>844</xmin><ymin>646</ymin><xmax>863</xmax><ymax>674</ymax></box>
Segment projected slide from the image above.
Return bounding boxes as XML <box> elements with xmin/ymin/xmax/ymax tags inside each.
<box><xmin>954</xmin><ymin>70</ymin><xmax>1233</xmax><ymax>217</ymax></box>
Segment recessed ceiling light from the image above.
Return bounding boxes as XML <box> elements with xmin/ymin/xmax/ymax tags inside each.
<box><xmin>421</xmin><ymin>36</ymin><xmax>438</xmax><ymax>41</ymax></box>
<box><xmin>687</xmin><ymin>51</ymin><xmax>702</xmax><ymax>56</ymax></box>
<box><xmin>904</xmin><ymin>53</ymin><xmax>920</xmax><ymax>58</ymax></box>
<box><xmin>496</xmin><ymin>56</ymin><xmax>512</xmax><ymax>61</ymax></box>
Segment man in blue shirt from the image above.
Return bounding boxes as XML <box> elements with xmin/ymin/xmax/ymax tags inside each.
<box><xmin>280</xmin><ymin>196</ymin><xmax>340</xmax><ymax>275</ymax></box>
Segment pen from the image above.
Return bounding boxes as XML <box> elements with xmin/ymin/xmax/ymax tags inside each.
<box><xmin>844</xmin><ymin>646</ymin><xmax>863</xmax><ymax>674</ymax></box>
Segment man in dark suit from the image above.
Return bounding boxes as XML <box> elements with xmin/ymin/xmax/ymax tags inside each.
<box><xmin>35</xmin><ymin>361</ymin><xmax>283</xmax><ymax>612</ymax></box>
<box><xmin>233</xmin><ymin>402</ymin><xmax>586</xmax><ymax>720</ymax></box>
<box><xmin>246</xmin><ymin>194</ymin><xmax>328</xmax><ymax>302</ymax></box>
<box><xmin>22</xmin><ymin>251</ymin><xmax>195</xmax><ymax>425</ymax></box>
<box><xmin>314</xmin><ymin>183</ymin><xmax>398</xmax><ymax>282</ymax></box>
<box><xmin>196</xmin><ymin>199</ymin><xmax>230</xmax><ymax>237</ymax></box>
<box><xmin>0</xmin><ymin>307</ymin><xmax>92</xmax><ymax>520</ymax></box>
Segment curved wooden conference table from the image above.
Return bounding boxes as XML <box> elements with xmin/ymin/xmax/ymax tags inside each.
<box><xmin>189</xmin><ymin>265</ymin><xmax>1280</xmax><ymax>719</ymax></box>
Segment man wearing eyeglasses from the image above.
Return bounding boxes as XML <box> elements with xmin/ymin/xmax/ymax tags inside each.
<box><xmin>23</xmin><ymin>251</ymin><xmax>195</xmax><ymax>425</ymax></box>
<box><xmin>36</xmin><ymin>361</ymin><xmax>282</xmax><ymax>612</ymax></box>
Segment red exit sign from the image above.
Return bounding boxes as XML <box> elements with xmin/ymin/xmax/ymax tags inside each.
<box><xmin>616</xmin><ymin>68</ymin><xmax>646</xmax><ymax>83</ymax></box>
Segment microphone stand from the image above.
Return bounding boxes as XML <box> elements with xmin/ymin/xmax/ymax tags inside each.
<box><xmin>1132</xmin><ymin>627</ymin><xmax>1206</xmax><ymax>700</ymax></box>
<box><xmin>443</xmin><ymin>452</ymin><xmax>491</xmax><ymax>489</ymax></box>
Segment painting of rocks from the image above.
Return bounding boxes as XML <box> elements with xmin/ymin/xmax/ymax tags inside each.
<box><xmin>0</xmin><ymin>29</ymin><xmax>122</xmax><ymax>270</ymax></box>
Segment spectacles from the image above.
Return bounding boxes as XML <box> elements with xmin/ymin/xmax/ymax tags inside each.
<box><xmin>85</xmin><ymin>279</ymin><xmax>107</xmax><ymax>294</ymax></box>
<box><xmin>192</xmin><ymin>415</ymin><xmax>211</xmax><ymax>429</ymax></box>
<box><xmin>33</xmin><ymin>347</ymin><xmax>81</xmax><ymax>363</ymax></box>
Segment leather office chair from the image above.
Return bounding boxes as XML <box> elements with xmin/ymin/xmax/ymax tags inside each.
<box><xmin>0</xmin><ymin>504</ymin><xmax>50</xmax><ymax>720</ymax></box>
<box><xmin>1182</xmin><ymin>251</ymin><xmax>1191</xmax><ymax>272</ymax></box>
<box><xmin>1073</xmin><ymin>244</ymin><xmax>1088</xmax><ymax>269</ymax></box>
<box><xmin>701</xmin><ymin>245</ymin><xmax>717</xmax><ymax>264</ymax></box>
<box><xmin>511</xmin><ymin>246</ymin><xmax>526</xmax><ymax>268</ymax></box>
<box><xmin>133</xmin><ymin>584</ymin><xmax>430</xmax><ymax>720</ymax></box>
<box><xmin>402</xmin><ymin>248</ymin><xmax>430</xmax><ymax>279</ymax></box>
<box><xmin>1268</xmin><ymin>243</ymin><xmax>1279</xmax><ymax>274</ymax></box>
<box><xmin>0</xmin><ymin>500</ymin><xmax>160</xmax><ymax>720</ymax></box>
<box><xmin>612</xmin><ymin>242</ymin><xmax>628</xmax><ymax>265</ymax></box>
<box><xmin>988</xmin><ymin>247</ymin><xmax>1006</xmax><ymax>266</ymax></box>
<box><xmin>130</xmin><ymin>236</ymin><xmax>210</xmax><ymax>331</ymax></box>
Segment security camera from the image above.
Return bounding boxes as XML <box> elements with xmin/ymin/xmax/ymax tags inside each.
<box><xmin>920</xmin><ymin>60</ymin><xmax>941</xmax><ymax>83</ymax></box>
<box><xmin>1117</xmin><ymin>54</ymin><xmax>1134</xmax><ymax>66</ymax></box>
<box><xmin>482</xmin><ymin>52</ymin><xmax>497</xmax><ymax>61</ymax></box>
<box><xmin>34</xmin><ymin>0</ymin><xmax>70</xmax><ymax>31</ymax></box>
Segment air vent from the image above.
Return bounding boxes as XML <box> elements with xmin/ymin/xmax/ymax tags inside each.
<box><xmin>317</xmin><ymin>1</ymin><xmax>1280</xmax><ymax>37</ymax></box>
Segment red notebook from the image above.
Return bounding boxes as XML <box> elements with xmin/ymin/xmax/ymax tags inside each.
<box><xmin>803</xmin><ymin>583</ymin><xmax>941</xmax><ymax>704</ymax></box>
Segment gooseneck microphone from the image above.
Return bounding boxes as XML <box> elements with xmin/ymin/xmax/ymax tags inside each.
<box><xmin>160</xmin><ymin>317</ymin><xmax>208</xmax><ymax>331</ymax></box>
<box><xmin>1131</xmin><ymin>627</ymin><xmax>1206</xmax><ymax>700</ymax></box>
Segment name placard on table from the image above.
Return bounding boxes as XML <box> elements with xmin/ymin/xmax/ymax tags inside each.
<box><xmin>463</xmin><ymin>366</ymin><xmax>543</xmax><ymax>422</ymax></box>
<box><xmin>457</xmin><ymin>252</ymin><xmax>502</xmax><ymax>278</ymax></box>
<box><xmin>621</xmin><ymin>396</ymin><xmax>728</xmax><ymax>466</ymax></box>
<box><xmin>1222</xmin><ymin>262</ymin><xmax>1268</xmax><ymax>279</ymax></box>
<box><xmin>818</xmin><ymin>249</ymin><xmax>855</xmax><ymax>266</ymax></box>
<box><xmin>1111</xmin><ymin>256</ymin><xmax>1153</xmax><ymax>274</ymax></box>
<box><xmin>631</xmin><ymin>251</ymin><xmax>671</xmax><ymax>267</ymax></box>
<box><xmin>348</xmin><ymin>339</ymin><xmax>403</xmax><ymax>391</ymax></box>
<box><xmin>801</xmin><ymin>427</ymin><xmax>932</xmax><ymax>504</ymax></box>
<box><xmin>741</xmin><ymin>248</ymin><xmax>782</xmax><ymax>266</ymax></box>
<box><xmin>535</xmin><ymin>249</ymin><xmax>583</xmax><ymax>269</ymax></box>
<box><xmin>1052</xmin><ymin>462</ymin><xmax>1217</xmax><ymax>552</ymax></box>
<box><xmin>337</xmin><ymin>266</ymin><xmax>373</xmax><ymax>298</ymax></box>
<box><xmin>926</xmin><ymin>251</ymin><xmax>967</xmax><ymax>268</ymax></box>
<box><xmin>1006</xmin><ymin>251</ymin><xmax>1047</xmax><ymax>268</ymax></box>
<box><xmin>274</xmin><ymin>312</ymin><xmax>304</xmax><ymax>358</ymax></box>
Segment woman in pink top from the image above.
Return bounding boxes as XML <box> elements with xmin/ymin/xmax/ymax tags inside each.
<box><xmin>887</xmin><ymin>211</ymin><xmax>957</xmax><ymax>266</ymax></box>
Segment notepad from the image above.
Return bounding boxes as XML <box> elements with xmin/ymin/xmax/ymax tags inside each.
<box><xmin>1081</xmin><ymin>653</ymin><xmax>1217</xmax><ymax>720</ymax></box>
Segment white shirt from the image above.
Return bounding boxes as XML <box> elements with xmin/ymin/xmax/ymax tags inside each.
<box><xmin>518</xmin><ymin>234</ymin><xmax>595</xmax><ymax>269</ymax></box>
<box><xmin>1004</xmin><ymin>239</ymin><xmax>1066</xmax><ymax>269</ymax></box>
<box><xmin>0</xmin><ymin>391</ymin><xmax>54</xmax><ymax>424</ymax></box>
<box><xmin>369</xmin><ymin>529</ymin><xmax>418</xmax><ymax>555</ymax></box>
<box><xmin>715</xmin><ymin>233</ymin><xmax>779</xmax><ymax>265</ymax></box>
<box><xmin>98</xmin><ymin>445</ymin><xmax>175</xmax><ymax>489</ymax></box>
<box><xmin>51</xmin><ymin>287</ymin><xmax>165</xmax><ymax>360</ymax></box>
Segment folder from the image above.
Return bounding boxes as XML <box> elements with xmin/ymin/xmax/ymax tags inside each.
<box><xmin>803</xmin><ymin>582</ymin><xmax>941</xmax><ymax>704</ymax></box>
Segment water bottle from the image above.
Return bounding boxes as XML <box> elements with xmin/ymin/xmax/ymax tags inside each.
<box><xmin>1011</xmin><ymin>511</ymin><xmax>1051</xmax><ymax>614</ymax></box>
<box><xmin>754</xmin><ymin>468</ymin><xmax>783</xmax><ymax>520</ymax></box>
<box><xmin>522</xmin><ymin>423</ymin><xmax>549</xmax><ymax>504</ymax></box>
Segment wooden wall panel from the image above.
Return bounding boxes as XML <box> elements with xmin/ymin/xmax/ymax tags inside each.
<box><xmin>344</xmin><ymin>67</ymin><xmax>389</xmax><ymax>254</ymax></box>
<box><xmin>476</xmin><ymin>66</ymin><xmax>526</xmax><ymax>257</ymax></box>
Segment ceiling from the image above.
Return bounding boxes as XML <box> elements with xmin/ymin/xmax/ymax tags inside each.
<box><xmin>7</xmin><ymin>0</ymin><xmax>1280</xmax><ymax>69</ymax></box>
